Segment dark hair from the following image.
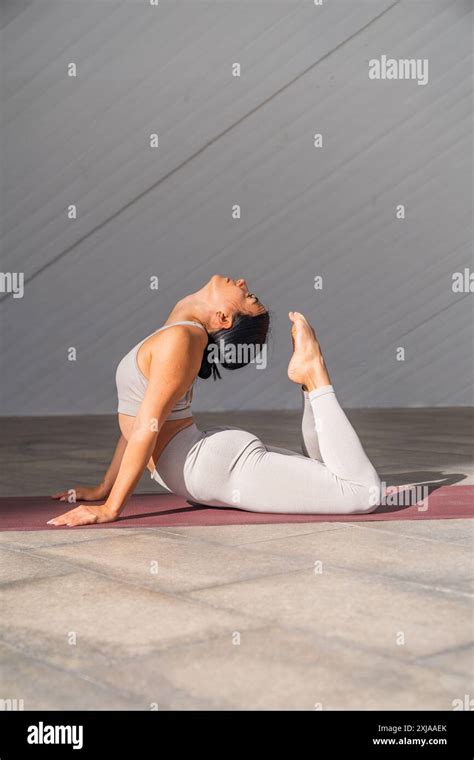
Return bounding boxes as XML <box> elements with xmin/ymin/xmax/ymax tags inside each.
<box><xmin>198</xmin><ymin>311</ymin><xmax>271</xmax><ymax>380</ymax></box>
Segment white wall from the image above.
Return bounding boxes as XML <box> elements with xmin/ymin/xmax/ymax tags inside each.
<box><xmin>0</xmin><ymin>0</ymin><xmax>472</xmax><ymax>413</ymax></box>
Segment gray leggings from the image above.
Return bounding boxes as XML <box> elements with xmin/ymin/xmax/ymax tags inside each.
<box><xmin>151</xmin><ymin>385</ymin><xmax>382</xmax><ymax>515</ymax></box>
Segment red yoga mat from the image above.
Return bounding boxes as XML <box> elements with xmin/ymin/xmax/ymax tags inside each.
<box><xmin>0</xmin><ymin>486</ymin><xmax>472</xmax><ymax>531</ymax></box>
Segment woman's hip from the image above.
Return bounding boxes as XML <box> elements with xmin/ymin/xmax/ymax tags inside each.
<box><xmin>151</xmin><ymin>422</ymin><xmax>264</xmax><ymax>504</ymax></box>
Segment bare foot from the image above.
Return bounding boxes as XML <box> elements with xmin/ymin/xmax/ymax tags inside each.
<box><xmin>287</xmin><ymin>312</ymin><xmax>331</xmax><ymax>391</ymax></box>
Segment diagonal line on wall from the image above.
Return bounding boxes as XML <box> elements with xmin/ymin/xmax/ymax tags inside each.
<box><xmin>0</xmin><ymin>0</ymin><xmax>400</xmax><ymax>304</ymax></box>
<box><xmin>0</xmin><ymin>0</ymin><xmax>34</xmax><ymax>31</ymax></box>
<box><xmin>397</xmin><ymin>290</ymin><xmax>472</xmax><ymax>341</ymax></box>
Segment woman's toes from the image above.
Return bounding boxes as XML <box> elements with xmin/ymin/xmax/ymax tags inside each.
<box><xmin>289</xmin><ymin>312</ymin><xmax>317</xmax><ymax>348</ymax></box>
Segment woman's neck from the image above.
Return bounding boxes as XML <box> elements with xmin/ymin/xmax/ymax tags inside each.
<box><xmin>166</xmin><ymin>292</ymin><xmax>211</xmax><ymax>331</ymax></box>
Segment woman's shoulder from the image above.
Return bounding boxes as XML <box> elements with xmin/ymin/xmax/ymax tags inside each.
<box><xmin>147</xmin><ymin>321</ymin><xmax>208</xmax><ymax>353</ymax></box>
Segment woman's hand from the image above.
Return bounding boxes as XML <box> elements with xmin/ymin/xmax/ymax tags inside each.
<box><xmin>47</xmin><ymin>503</ymin><xmax>118</xmax><ymax>527</ymax></box>
<box><xmin>51</xmin><ymin>485</ymin><xmax>107</xmax><ymax>502</ymax></box>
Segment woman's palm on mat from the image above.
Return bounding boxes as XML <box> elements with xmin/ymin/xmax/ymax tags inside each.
<box><xmin>47</xmin><ymin>503</ymin><xmax>117</xmax><ymax>527</ymax></box>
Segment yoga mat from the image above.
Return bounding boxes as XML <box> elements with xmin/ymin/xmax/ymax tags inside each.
<box><xmin>0</xmin><ymin>486</ymin><xmax>472</xmax><ymax>531</ymax></box>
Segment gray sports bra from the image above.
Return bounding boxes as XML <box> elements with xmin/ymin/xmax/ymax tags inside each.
<box><xmin>115</xmin><ymin>321</ymin><xmax>207</xmax><ymax>419</ymax></box>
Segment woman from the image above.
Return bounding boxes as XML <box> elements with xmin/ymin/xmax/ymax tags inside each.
<box><xmin>49</xmin><ymin>275</ymin><xmax>382</xmax><ymax>526</ymax></box>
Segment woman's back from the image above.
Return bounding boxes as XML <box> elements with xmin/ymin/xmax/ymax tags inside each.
<box><xmin>115</xmin><ymin>320</ymin><xmax>208</xmax><ymax>474</ymax></box>
<box><xmin>115</xmin><ymin>320</ymin><xmax>207</xmax><ymax>419</ymax></box>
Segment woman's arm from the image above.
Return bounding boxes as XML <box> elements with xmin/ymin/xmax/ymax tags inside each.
<box><xmin>47</xmin><ymin>327</ymin><xmax>207</xmax><ymax>527</ymax></box>
<box><xmin>51</xmin><ymin>433</ymin><xmax>127</xmax><ymax>502</ymax></box>
<box><xmin>99</xmin><ymin>433</ymin><xmax>128</xmax><ymax>497</ymax></box>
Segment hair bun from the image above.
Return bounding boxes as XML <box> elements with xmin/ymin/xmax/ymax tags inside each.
<box><xmin>198</xmin><ymin>312</ymin><xmax>270</xmax><ymax>381</ymax></box>
<box><xmin>198</xmin><ymin>337</ymin><xmax>222</xmax><ymax>380</ymax></box>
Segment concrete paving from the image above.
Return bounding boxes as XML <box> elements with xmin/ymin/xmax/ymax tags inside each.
<box><xmin>0</xmin><ymin>410</ymin><xmax>473</xmax><ymax>710</ymax></box>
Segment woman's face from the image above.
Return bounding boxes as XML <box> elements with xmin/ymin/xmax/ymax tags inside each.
<box><xmin>209</xmin><ymin>274</ymin><xmax>266</xmax><ymax>317</ymax></box>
